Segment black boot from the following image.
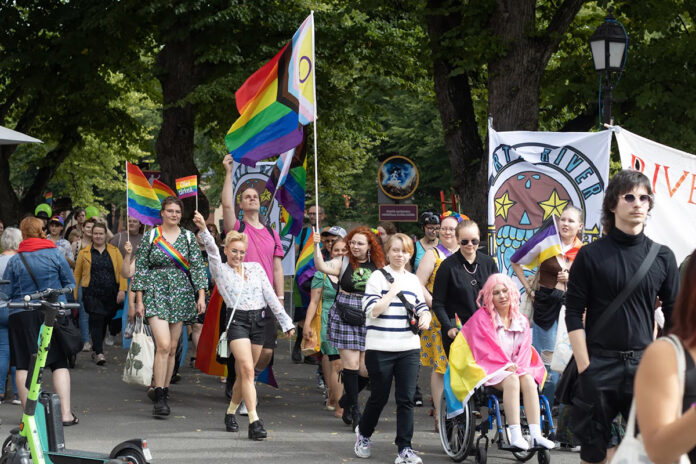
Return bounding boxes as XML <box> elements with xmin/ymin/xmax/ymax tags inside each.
<box><xmin>225</xmin><ymin>413</ymin><xmax>239</xmax><ymax>432</ymax></box>
<box><xmin>248</xmin><ymin>419</ymin><xmax>267</xmax><ymax>440</ymax></box>
<box><xmin>153</xmin><ymin>387</ymin><xmax>170</xmax><ymax>417</ymax></box>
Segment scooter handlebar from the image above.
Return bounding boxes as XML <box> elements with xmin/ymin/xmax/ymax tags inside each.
<box><xmin>25</xmin><ymin>287</ymin><xmax>73</xmax><ymax>301</ymax></box>
<box><xmin>7</xmin><ymin>301</ymin><xmax>78</xmax><ymax>317</ymax></box>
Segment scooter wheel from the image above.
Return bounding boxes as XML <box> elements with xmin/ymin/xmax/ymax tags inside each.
<box><xmin>114</xmin><ymin>449</ymin><xmax>147</xmax><ymax>464</ymax></box>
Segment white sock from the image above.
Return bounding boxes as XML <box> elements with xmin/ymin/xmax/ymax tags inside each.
<box><xmin>507</xmin><ymin>424</ymin><xmax>529</xmax><ymax>450</ymax></box>
<box><xmin>528</xmin><ymin>423</ymin><xmax>554</xmax><ymax>449</ymax></box>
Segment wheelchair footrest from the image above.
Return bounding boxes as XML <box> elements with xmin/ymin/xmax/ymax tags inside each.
<box><xmin>499</xmin><ymin>444</ymin><xmax>547</xmax><ymax>452</ymax></box>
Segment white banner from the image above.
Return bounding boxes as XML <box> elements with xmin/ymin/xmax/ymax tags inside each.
<box><xmin>615</xmin><ymin>127</ymin><xmax>696</xmax><ymax>265</ymax></box>
<box><xmin>487</xmin><ymin>127</ymin><xmax>611</xmax><ymax>282</ymax></box>
<box><xmin>231</xmin><ymin>161</ymin><xmax>296</xmax><ymax>276</ymax></box>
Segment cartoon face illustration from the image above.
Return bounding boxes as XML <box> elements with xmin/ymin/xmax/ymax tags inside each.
<box><xmin>351</xmin><ymin>267</ymin><xmax>373</xmax><ymax>292</ymax></box>
<box><xmin>493</xmin><ymin>172</ymin><xmax>573</xmax><ymax>277</ymax></box>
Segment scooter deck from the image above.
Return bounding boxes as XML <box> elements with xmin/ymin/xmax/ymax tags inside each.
<box><xmin>46</xmin><ymin>449</ymin><xmax>111</xmax><ymax>463</ymax></box>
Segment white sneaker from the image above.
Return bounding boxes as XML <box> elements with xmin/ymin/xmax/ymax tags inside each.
<box><xmin>532</xmin><ymin>435</ymin><xmax>555</xmax><ymax>450</ymax></box>
<box><xmin>237</xmin><ymin>401</ymin><xmax>248</xmax><ymax>416</ymax></box>
<box><xmin>354</xmin><ymin>426</ymin><xmax>371</xmax><ymax>459</ymax></box>
<box><xmin>81</xmin><ymin>342</ymin><xmax>92</xmax><ymax>352</ymax></box>
<box><xmin>394</xmin><ymin>447</ymin><xmax>422</xmax><ymax>464</ymax></box>
<box><xmin>104</xmin><ymin>334</ymin><xmax>114</xmax><ymax>346</ymax></box>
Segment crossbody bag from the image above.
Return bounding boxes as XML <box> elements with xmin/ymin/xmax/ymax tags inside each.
<box><xmin>378</xmin><ymin>268</ymin><xmax>421</xmax><ymax>335</ymax></box>
<box><xmin>335</xmin><ymin>257</ymin><xmax>366</xmax><ymax>326</ymax></box>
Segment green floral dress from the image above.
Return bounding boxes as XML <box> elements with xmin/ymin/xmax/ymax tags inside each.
<box><xmin>131</xmin><ymin>228</ymin><xmax>207</xmax><ymax>323</ymax></box>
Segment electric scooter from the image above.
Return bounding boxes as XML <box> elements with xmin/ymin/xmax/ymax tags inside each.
<box><xmin>0</xmin><ymin>286</ymin><xmax>152</xmax><ymax>464</ymax></box>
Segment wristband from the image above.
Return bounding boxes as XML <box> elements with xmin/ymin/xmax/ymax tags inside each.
<box><xmin>277</xmin><ymin>296</ymin><xmax>285</xmax><ymax>300</ymax></box>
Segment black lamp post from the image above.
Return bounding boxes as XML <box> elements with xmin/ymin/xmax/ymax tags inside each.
<box><xmin>589</xmin><ymin>14</ymin><xmax>629</xmax><ymax>125</ymax></box>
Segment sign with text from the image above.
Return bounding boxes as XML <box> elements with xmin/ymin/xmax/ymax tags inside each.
<box><xmin>379</xmin><ymin>204</ymin><xmax>418</xmax><ymax>222</ymax></box>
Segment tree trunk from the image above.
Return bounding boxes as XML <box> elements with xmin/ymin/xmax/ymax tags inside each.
<box><xmin>154</xmin><ymin>37</ymin><xmax>210</xmax><ymax>221</ymax></box>
<box><xmin>426</xmin><ymin>0</ymin><xmax>487</xmax><ymax>228</ymax></box>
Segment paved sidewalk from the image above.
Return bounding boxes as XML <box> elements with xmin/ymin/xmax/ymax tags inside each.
<box><xmin>0</xmin><ymin>339</ymin><xmax>578</xmax><ymax>463</ymax></box>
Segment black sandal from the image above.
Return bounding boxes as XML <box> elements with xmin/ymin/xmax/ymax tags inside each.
<box><xmin>62</xmin><ymin>413</ymin><xmax>79</xmax><ymax>427</ymax></box>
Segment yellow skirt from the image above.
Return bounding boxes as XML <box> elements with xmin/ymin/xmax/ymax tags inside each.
<box><xmin>420</xmin><ymin>312</ymin><xmax>448</xmax><ymax>374</ymax></box>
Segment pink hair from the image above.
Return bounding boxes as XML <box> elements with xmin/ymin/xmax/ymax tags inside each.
<box><xmin>475</xmin><ymin>273</ymin><xmax>521</xmax><ymax>328</ymax></box>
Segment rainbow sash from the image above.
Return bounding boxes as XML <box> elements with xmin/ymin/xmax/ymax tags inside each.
<box><xmin>153</xmin><ymin>227</ymin><xmax>190</xmax><ymax>274</ymax></box>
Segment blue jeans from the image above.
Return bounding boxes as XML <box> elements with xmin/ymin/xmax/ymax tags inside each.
<box><xmin>532</xmin><ymin>321</ymin><xmax>559</xmax><ymax>405</ymax></box>
<box><xmin>0</xmin><ymin>307</ymin><xmax>18</xmax><ymax>397</ymax></box>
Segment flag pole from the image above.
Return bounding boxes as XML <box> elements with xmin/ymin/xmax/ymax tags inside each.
<box><xmin>125</xmin><ymin>161</ymin><xmax>130</xmax><ymax>244</ymax></box>
<box><xmin>310</xmin><ymin>11</ymin><xmax>319</xmax><ymax>233</ymax></box>
<box><xmin>195</xmin><ymin>175</ymin><xmax>199</xmax><ymax>212</ymax></box>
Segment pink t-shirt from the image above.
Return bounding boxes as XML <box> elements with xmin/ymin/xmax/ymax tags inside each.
<box><xmin>234</xmin><ymin>220</ymin><xmax>283</xmax><ymax>286</ymax></box>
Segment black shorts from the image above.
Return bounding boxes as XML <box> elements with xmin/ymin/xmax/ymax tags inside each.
<box><xmin>227</xmin><ymin>309</ymin><xmax>266</xmax><ymax>346</ymax></box>
<box><xmin>9</xmin><ymin>311</ymin><xmax>69</xmax><ymax>371</ymax></box>
<box><xmin>571</xmin><ymin>354</ymin><xmax>640</xmax><ymax>463</ymax></box>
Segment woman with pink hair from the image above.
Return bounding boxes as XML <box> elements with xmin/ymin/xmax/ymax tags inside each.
<box><xmin>460</xmin><ymin>273</ymin><xmax>553</xmax><ymax>450</ymax></box>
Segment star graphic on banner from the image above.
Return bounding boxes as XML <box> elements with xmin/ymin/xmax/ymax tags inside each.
<box><xmin>495</xmin><ymin>191</ymin><xmax>516</xmax><ymax>220</ymax></box>
<box><xmin>538</xmin><ymin>189</ymin><xmax>569</xmax><ymax>220</ymax></box>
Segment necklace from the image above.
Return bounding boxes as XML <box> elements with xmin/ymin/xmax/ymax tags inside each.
<box><xmin>463</xmin><ymin>261</ymin><xmax>479</xmax><ymax>287</ymax></box>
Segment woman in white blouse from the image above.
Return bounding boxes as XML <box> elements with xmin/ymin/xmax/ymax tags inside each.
<box><xmin>193</xmin><ymin>212</ymin><xmax>294</xmax><ymax>441</ymax></box>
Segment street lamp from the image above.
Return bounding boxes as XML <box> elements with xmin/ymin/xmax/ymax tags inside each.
<box><xmin>589</xmin><ymin>14</ymin><xmax>629</xmax><ymax>125</ymax></box>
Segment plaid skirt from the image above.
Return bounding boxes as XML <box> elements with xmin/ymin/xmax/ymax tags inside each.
<box><xmin>326</xmin><ymin>291</ymin><xmax>366</xmax><ymax>351</ymax></box>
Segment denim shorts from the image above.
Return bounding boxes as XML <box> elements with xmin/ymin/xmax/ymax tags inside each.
<box><xmin>227</xmin><ymin>309</ymin><xmax>266</xmax><ymax>345</ymax></box>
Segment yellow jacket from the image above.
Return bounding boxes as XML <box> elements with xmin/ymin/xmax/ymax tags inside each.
<box><xmin>73</xmin><ymin>243</ymin><xmax>128</xmax><ymax>299</ymax></box>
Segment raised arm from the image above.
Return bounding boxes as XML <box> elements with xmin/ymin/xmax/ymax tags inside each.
<box><xmin>415</xmin><ymin>249</ymin><xmax>436</xmax><ymax>308</ymax></box>
<box><xmin>193</xmin><ymin>211</ymin><xmax>225</xmax><ymax>281</ymax></box>
<box><xmin>312</xmin><ymin>230</ymin><xmax>340</xmax><ymax>276</ymax></box>
<box><xmin>221</xmin><ymin>154</ymin><xmax>237</xmax><ymax>233</ymax></box>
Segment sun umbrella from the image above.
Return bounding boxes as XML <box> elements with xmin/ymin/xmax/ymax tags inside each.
<box><xmin>0</xmin><ymin>125</ymin><xmax>42</xmax><ymax>145</ymax></box>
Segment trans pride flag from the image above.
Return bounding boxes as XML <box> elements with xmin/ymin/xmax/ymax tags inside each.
<box><xmin>444</xmin><ymin>308</ymin><xmax>546</xmax><ymax>418</ymax></box>
<box><xmin>225</xmin><ymin>14</ymin><xmax>315</xmax><ymax>167</ymax></box>
<box><xmin>509</xmin><ymin>216</ymin><xmax>562</xmax><ymax>269</ymax></box>
<box><xmin>126</xmin><ymin>162</ymin><xmax>162</xmax><ymax>226</ymax></box>
<box><xmin>265</xmin><ymin>134</ymin><xmax>307</xmax><ymax>236</ymax></box>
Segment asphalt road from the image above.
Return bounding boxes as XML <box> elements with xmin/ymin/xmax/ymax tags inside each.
<box><xmin>0</xmin><ymin>338</ymin><xmax>579</xmax><ymax>464</ymax></box>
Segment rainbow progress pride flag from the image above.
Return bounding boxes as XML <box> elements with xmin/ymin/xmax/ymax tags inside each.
<box><xmin>175</xmin><ymin>175</ymin><xmax>198</xmax><ymax>199</ymax></box>
<box><xmin>509</xmin><ymin>215</ymin><xmax>562</xmax><ymax>269</ymax></box>
<box><xmin>126</xmin><ymin>162</ymin><xmax>162</xmax><ymax>226</ymax></box>
<box><xmin>152</xmin><ymin>179</ymin><xmax>177</xmax><ymax>201</ymax></box>
<box><xmin>225</xmin><ymin>14</ymin><xmax>315</xmax><ymax>167</ymax></box>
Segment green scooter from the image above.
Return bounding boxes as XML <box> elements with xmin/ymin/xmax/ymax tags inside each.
<box><xmin>0</xmin><ymin>285</ymin><xmax>152</xmax><ymax>464</ymax></box>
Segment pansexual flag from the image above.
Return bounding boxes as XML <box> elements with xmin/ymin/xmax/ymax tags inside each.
<box><xmin>126</xmin><ymin>162</ymin><xmax>162</xmax><ymax>226</ymax></box>
<box><xmin>445</xmin><ymin>307</ymin><xmax>546</xmax><ymax>417</ymax></box>
<box><xmin>225</xmin><ymin>13</ymin><xmax>315</xmax><ymax>167</ymax></box>
<box><xmin>175</xmin><ymin>175</ymin><xmax>198</xmax><ymax>199</ymax></box>
<box><xmin>509</xmin><ymin>215</ymin><xmax>562</xmax><ymax>269</ymax></box>
<box><xmin>151</xmin><ymin>179</ymin><xmax>177</xmax><ymax>202</ymax></box>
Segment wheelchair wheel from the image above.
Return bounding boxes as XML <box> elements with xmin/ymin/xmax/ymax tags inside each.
<box><xmin>475</xmin><ymin>443</ymin><xmax>487</xmax><ymax>464</ymax></box>
<box><xmin>438</xmin><ymin>393</ymin><xmax>475</xmax><ymax>462</ymax></box>
<box><xmin>537</xmin><ymin>449</ymin><xmax>551</xmax><ymax>464</ymax></box>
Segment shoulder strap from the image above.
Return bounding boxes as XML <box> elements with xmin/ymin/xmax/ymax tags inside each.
<box><xmin>237</xmin><ymin>221</ymin><xmax>245</xmax><ymax>233</ymax></box>
<box><xmin>378</xmin><ymin>268</ymin><xmax>417</xmax><ymax>316</ymax></box>
<box><xmin>589</xmin><ymin>241</ymin><xmax>662</xmax><ymax>339</ymax></box>
<box><xmin>338</xmin><ymin>256</ymin><xmax>350</xmax><ymax>287</ymax></box>
<box><xmin>224</xmin><ymin>265</ymin><xmax>245</xmax><ymax>331</ymax></box>
<box><xmin>18</xmin><ymin>253</ymin><xmax>40</xmax><ymax>291</ymax></box>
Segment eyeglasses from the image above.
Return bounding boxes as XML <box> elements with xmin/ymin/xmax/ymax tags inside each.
<box><xmin>440</xmin><ymin>227</ymin><xmax>456</xmax><ymax>233</ymax></box>
<box><xmin>424</xmin><ymin>226</ymin><xmax>440</xmax><ymax>232</ymax></box>
<box><xmin>622</xmin><ymin>193</ymin><xmax>652</xmax><ymax>204</ymax></box>
<box><xmin>460</xmin><ymin>239</ymin><xmax>480</xmax><ymax>246</ymax></box>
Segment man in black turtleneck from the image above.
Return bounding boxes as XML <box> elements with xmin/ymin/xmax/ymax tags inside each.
<box><xmin>565</xmin><ymin>170</ymin><xmax>680</xmax><ymax>464</ymax></box>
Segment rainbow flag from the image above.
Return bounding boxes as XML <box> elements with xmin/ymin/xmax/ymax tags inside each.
<box><xmin>151</xmin><ymin>179</ymin><xmax>176</xmax><ymax>201</ymax></box>
<box><xmin>195</xmin><ymin>287</ymin><xmax>227</xmax><ymax>376</ymax></box>
<box><xmin>265</xmin><ymin>134</ymin><xmax>307</xmax><ymax>236</ymax></box>
<box><xmin>225</xmin><ymin>14</ymin><xmax>315</xmax><ymax>167</ymax></box>
<box><xmin>175</xmin><ymin>175</ymin><xmax>198</xmax><ymax>199</ymax></box>
<box><xmin>126</xmin><ymin>162</ymin><xmax>162</xmax><ymax>226</ymax></box>
<box><xmin>293</xmin><ymin>233</ymin><xmax>315</xmax><ymax>308</ymax></box>
<box><xmin>510</xmin><ymin>215</ymin><xmax>562</xmax><ymax>269</ymax></box>
<box><xmin>444</xmin><ymin>307</ymin><xmax>546</xmax><ymax>417</ymax></box>
<box><xmin>44</xmin><ymin>192</ymin><xmax>53</xmax><ymax>205</ymax></box>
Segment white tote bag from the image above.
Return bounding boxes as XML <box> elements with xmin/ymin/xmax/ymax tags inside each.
<box><xmin>216</xmin><ymin>266</ymin><xmax>245</xmax><ymax>359</ymax></box>
<box><xmin>550</xmin><ymin>306</ymin><xmax>572</xmax><ymax>372</ymax></box>
<box><xmin>609</xmin><ymin>334</ymin><xmax>689</xmax><ymax>464</ymax></box>
<box><xmin>122</xmin><ymin>318</ymin><xmax>155</xmax><ymax>386</ymax></box>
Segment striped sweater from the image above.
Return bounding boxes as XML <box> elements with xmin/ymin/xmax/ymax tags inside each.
<box><xmin>362</xmin><ymin>266</ymin><xmax>429</xmax><ymax>352</ymax></box>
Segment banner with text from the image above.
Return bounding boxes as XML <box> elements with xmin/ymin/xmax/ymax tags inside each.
<box><xmin>488</xmin><ymin>127</ymin><xmax>611</xmax><ymax>285</ymax></box>
<box><xmin>616</xmin><ymin>127</ymin><xmax>696</xmax><ymax>265</ymax></box>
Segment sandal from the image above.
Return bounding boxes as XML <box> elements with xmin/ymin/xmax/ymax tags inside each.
<box><xmin>62</xmin><ymin>413</ymin><xmax>79</xmax><ymax>427</ymax></box>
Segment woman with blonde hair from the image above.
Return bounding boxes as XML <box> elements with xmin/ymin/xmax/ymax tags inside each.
<box><xmin>193</xmin><ymin>211</ymin><xmax>294</xmax><ymax>440</ymax></box>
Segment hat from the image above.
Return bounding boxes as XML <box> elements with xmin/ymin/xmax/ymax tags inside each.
<box><xmin>49</xmin><ymin>215</ymin><xmax>64</xmax><ymax>226</ymax></box>
<box><xmin>35</xmin><ymin>203</ymin><xmax>52</xmax><ymax>219</ymax></box>
<box><xmin>321</xmin><ymin>226</ymin><xmax>347</xmax><ymax>238</ymax></box>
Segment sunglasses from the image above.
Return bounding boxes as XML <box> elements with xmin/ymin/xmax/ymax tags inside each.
<box><xmin>460</xmin><ymin>239</ymin><xmax>480</xmax><ymax>246</ymax></box>
<box><xmin>622</xmin><ymin>193</ymin><xmax>652</xmax><ymax>204</ymax></box>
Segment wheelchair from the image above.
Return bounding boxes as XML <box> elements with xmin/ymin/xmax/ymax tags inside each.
<box><xmin>438</xmin><ymin>385</ymin><xmax>555</xmax><ymax>464</ymax></box>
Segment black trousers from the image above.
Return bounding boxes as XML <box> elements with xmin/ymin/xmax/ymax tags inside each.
<box><xmin>571</xmin><ymin>354</ymin><xmax>640</xmax><ymax>463</ymax></box>
<box><xmin>88</xmin><ymin>313</ymin><xmax>109</xmax><ymax>355</ymax></box>
<box><xmin>359</xmin><ymin>349</ymin><xmax>420</xmax><ymax>452</ymax></box>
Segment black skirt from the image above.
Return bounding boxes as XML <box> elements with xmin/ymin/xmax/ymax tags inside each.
<box><xmin>9</xmin><ymin>310</ymin><xmax>69</xmax><ymax>371</ymax></box>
